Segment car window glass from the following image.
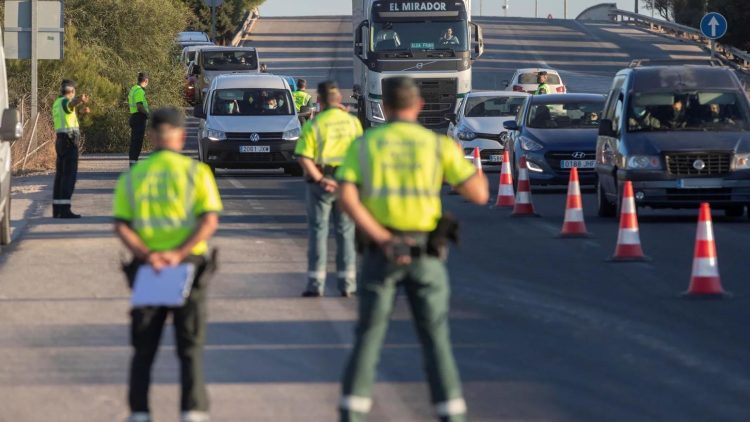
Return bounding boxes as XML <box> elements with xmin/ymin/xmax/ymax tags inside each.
<box><xmin>519</xmin><ymin>73</ymin><xmax>561</xmax><ymax>84</ymax></box>
<box><xmin>527</xmin><ymin>102</ymin><xmax>603</xmax><ymax>129</ymax></box>
<box><xmin>627</xmin><ymin>91</ymin><xmax>749</xmax><ymax>132</ymax></box>
<box><xmin>613</xmin><ymin>98</ymin><xmax>624</xmax><ymax>135</ymax></box>
<box><xmin>202</xmin><ymin>51</ymin><xmax>258</xmax><ymax>71</ymax></box>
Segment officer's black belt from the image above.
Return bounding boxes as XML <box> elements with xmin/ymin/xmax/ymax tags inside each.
<box><xmin>317</xmin><ymin>165</ymin><xmax>339</xmax><ymax>177</ymax></box>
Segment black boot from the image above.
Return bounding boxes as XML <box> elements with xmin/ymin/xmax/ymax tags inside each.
<box><xmin>52</xmin><ymin>205</ymin><xmax>61</xmax><ymax>218</ymax></box>
<box><xmin>58</xmin><ymin>205</ymin><xmax>81</xmax><ymax>219</ymax></box>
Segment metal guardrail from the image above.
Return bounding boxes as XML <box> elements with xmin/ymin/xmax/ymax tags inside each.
<box><xmin>609</xmin><ymin>9</ymin><xmax>750</xmax><ymax>70</ymax></box>
<box><xmin>231</xmin><ymin>8</ymin><xmax>260</xmax><ymax>46</ymax></box>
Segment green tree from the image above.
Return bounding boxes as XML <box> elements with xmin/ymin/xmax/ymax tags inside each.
<box><xmin>182</xmin><ymin>0</ymin><xmax>265</xmax><ymax>44</ymax></box>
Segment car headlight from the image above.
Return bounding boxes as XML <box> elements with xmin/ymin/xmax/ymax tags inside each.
<box><xmin>456</xmin><ymin>127</ymin><xmax>477</xmax><ymax>141</ymax></box>
<box><xmin>626</xmin><ymin>155</ymin><xmax>661</xmax><ymax>170</ymax></box>
<box><xmin>369</xmin><ymin>100</ymin><xmax>385</xmax><ymax>121</ymax></box>
<box><xmin>205</xmin><ymin>128</ymin><xmax>226</xmax><ymax>141</ymax></box>
<box><xmin>526</xmin><ymin>160</ymin><xmax>544</xmax><ymax>173</ymax></box>
<box><xmin>733</xmin><ymin>153</ymin><xmax>750</xmax><ymax>170</ymax></box>
<box><xmin>519</xmin><ymin>136</ymin><xmax>543</xmax><ymax>152</ymax></box>
<box><xmin>282</xmin><ymin>127</ymin><xmax>301</xmax><ymax>141</ymax></box>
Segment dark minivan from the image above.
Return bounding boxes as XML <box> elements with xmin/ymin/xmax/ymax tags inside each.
<box><xmin>596</xmin><ymin>65</ymin><xmax>750</xmax><ymax>217</ymax></box>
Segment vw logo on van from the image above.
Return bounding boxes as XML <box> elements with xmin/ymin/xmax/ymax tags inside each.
<box><xmin>250</xmin><ymin>133</ymin><xmax>260</xmax><ymax>143</ymax></box>
<box><xmin>572</xmin><ymin>152</ymin><xmax>586</xmax><ymax>159</ymax></box>
<box><xmin>693</xmin><ymin>159</ymin><xmax>706</xmax><ymax>170</ymax></box>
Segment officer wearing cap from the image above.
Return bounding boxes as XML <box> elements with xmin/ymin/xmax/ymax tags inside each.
<box><xmin>52</xmin><ymin>79</ymin><xmax>89</xmax><ymax>218</ymax></box>
<box><xmin>128</xmin><ymin>72</ymin><xmax>150</xmax><ymax>167</ymax></box>
<box><xmin>114</xmin><ymin>107</ymin><xmax>223</xmax><ymax>422</ymax></box>
<box><xmin>535</xmin><ymin>71</ymin><xmax>550</xmax><ymax>95</ymax></box>
<box><xmin>336</xmin><ymin>77</ymin><xmax>489</xmax><ymax>421</ymax></box>
<box><xmin>295</xmin><ymin>81</ymin><xmax>363</xmax><ymax>297</ymax></box>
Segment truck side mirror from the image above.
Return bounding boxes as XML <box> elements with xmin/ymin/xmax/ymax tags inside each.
<box><xmin>445</xmin><ymin>113</ymin><xmax>457</xmax><ymax>124</ymax></box>
<box><xmin>193</xmin><ymin>103</ymin><xmax>206</xmax><ymax>119</ymax></box>
<box><xmin>354</xmin><ymin>20</ymin><xmax>369</xmax><ymax>61</ymax></box>
<box><xmin>470</xmin><ymin>22</ymin><xmax>484</xmax><ymax>60</ymax></box>
<box><xmin>598</xmin><ymin>119</ymin><xmax>616</xmax><ymax>137</ymax></box>
<box><xmin>0</xmin><ymin>108</ymin><xmax>22</xmax><ymax>141</ymax></box>
<box><xmin>352</xmin><ymin>84</ymin><xmax>362</xmax><ymax>100</ymax></box>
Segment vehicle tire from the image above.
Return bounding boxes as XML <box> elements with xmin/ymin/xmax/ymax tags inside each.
<box><xmin>724</xmin><ymin>205</ymin><xmax>744</xmax><ymax>218</ymax></box>
<box><xmin>597</xmin><ymin>180</ymin><xmax>616</xmax><ymax>218</ymax></box>
<box><xmin>1</xmin><ymin>195</ymin><xmax>11</xmax><ymax>246</ymax></box>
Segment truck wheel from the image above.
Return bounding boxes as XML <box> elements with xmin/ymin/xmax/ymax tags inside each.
<box><xmin>1</xmin><ymin>196</ymin><xmax>11</xmax><ymax>245</ymax></box>
<box><xmin>597</xmin><ymin>180</ymin><xmax>616</xmax><ymax>218</ymax></box>
<box><xmin>724</xmin><ymin>205</ymin><xmax>744</xmax><ymax>218</ymax></box>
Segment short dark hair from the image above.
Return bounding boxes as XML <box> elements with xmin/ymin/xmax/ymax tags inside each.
<box><xmin>382</xmin><ymin>77</ymin><xmax>420</xmax><ymax>110</ymax></box>
<box><xmin>297</xmin><ymin>79</ymin><xmax>306</xmax><ymax>88</ymax></box>
<box><xmin>61</xmin><ymin>79</ymin><xmax>76</xmax><ymax>95</ymax></box>
<box><xmin>137</xmin><ymin>72</ymin><xmax>148</xmax><ymax>83</ymax></box>
<box><xmin>150</xmin><ymin>107</ymin><xmax>184</xmax><ymax>130</ymax></box>
<box><xmin>317</xmin><ymin>80</ymin><xmax>339</xmax><ymax>105</ymax></box>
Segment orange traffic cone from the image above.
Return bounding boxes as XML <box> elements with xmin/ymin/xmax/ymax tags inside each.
<box><xmin>682</xmin><ymin>203</ymin><xmax>728</xmax><ymax>298</ymax></box>
<box><xmin>493</xmin><ymin>150</ymin><xmax>514</xmax><ymax>208</ymax></box>
<box><xmin>609</xmin><ymin>181</ymin><xmax>648</xmax><ymax>261</ymax></box>
<box><xmin>472</xmin><ymin>147</ymin><xmax>483</xmax><ymax>175</ymax></box>
<box><xmin>511</xmin><ymin>156</ymin><xmax>537</xmax><ymax>216</ymax></box>
<box><xmin>559</xmin><ymin>167</ymin><xmax>589</xmax><ymax>237</ymax></box>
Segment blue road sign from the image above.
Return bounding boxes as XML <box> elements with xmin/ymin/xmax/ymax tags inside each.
<box><xmin>700</xmin><ymin>12</ymin><xmax>727</xmax><ymax>40</ymax></box>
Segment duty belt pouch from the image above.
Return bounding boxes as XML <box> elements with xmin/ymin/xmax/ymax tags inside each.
<box><xmin>427</xmin><ymin>213</ymin><xmax>460</xmax><ymax>260</ymax></box>
<box><xmin>121</xmin><ymin>258</ymin><xmax>144</xmax><ymax>290</ymax></box>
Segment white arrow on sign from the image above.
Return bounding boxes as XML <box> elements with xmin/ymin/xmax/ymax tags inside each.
<box><xmin>708</xmin><ymin>16</ymin><xmax>719</xmax><ymax>37</ymax></box>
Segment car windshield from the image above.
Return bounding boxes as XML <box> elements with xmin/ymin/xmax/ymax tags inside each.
<box><xmin>211</xmin><ymin>88</ymin><xmax>294</xmax><ymax>116</ymax></box>
<box><xmin>371</xmin><ymin>21</ymin><xmax>468</xmax><ymax>52</ymax></box>
<box><xmin>464</xmin><ymin>96</ymin><xmax>526</xmax><ymax>117</ymax></box>
<box><xmin>202</xmin><ymin>51</ymin><xmax>258</xmax><ymax>71</ymax></box>
<box><xmin>527</xmin><ymin>101</ymin><xmax>604</xmax><ymax>129</ymax></box>
<box><xmin>627</xmin><ymin>91</ymin><xmax>749</xmax><ymax>132</ymax></box>
<box><xmin>519</xmin><ymin>72</ymin><xmax>561</xmax><ymax>84</ymax></box>
<box><xmin>178</xmin><ymin>32</ymin><xmax>209</xmax><ymax>42</ymax></box>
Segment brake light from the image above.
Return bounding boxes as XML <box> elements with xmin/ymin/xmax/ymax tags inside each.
<box><xmin>556</xmin><ymin>85</ymin><xmax>566</xmax><ymax>93</ymax></box>
<box><xmin>512</xmin><ymin>85</ymin><xmax>524</xmax><ymax>92</ymax></box>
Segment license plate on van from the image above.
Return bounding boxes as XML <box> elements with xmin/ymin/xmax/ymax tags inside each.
<box><xmin>560</xmin><ymin>160</ymin><xmax>595</xmax><ymax>169</ymax></box>
<box><xmin>240</xmin><ymin>146</ymin><xmax>270</xmax><ymax>153</ymax></box>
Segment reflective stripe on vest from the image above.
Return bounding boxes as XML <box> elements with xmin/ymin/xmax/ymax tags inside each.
<box><xmin>125</xmin><ymin>161</ymin><xmax>199</xmax><ymax>231</ymax></box>
<box><xmin>52</xmin><ymin>97</ymin><xmax>79</xmax><ymax>134</ymax></box>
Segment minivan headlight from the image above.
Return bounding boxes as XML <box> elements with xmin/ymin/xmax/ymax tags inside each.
<box><xmin>626</xmin><ymin>155</ymin><xmax>661</xmax><ymax>170</ymax></box>
<box><xmin>282</xmin><ymin>127</ymin><xmax>301</xmax><ymax>141</ymax></box>
<box><xmin>206</xmin><ymin>128</ymin><xmax>226</xmax><ymax>141</ymax></box>
<box><xmin>519</xmin><ymin>136</ymin><xmax>543</xmax><ymax>152</ymax></box>
<box><xmin>369</xmin><ymin>100</ymin><xmax>385</xmax><ymax>121</ymax></box>
<box><xmin>733</xmin><ymin>153</ymin><xmax>750</xmax><ymax>170</ymax></box>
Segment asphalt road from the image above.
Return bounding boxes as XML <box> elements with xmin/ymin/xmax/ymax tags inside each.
<box><xmin>2</xmin><ymin>15</ymin><xmax>750</xmax><ymax>422</ymax></box>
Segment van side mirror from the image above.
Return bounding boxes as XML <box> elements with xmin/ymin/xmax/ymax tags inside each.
<box><xmin>191</xmin><ymin>65</ymin><xmax>201</xmax><ymax>76</ymax></box>
<box><xmin>503</xmin><ymin>120</ymin><xmax>519</xmax><ymax>131</ymax></box>
<box><xmin>0</xmin><ymin>108</ymin><xmax>22</xmax><ymax>141</ymax></box>
<box><xmin>445</xmin><ymin>112</ymin><xmax>457</xmax><ymax>124</ymax></box>
<box><xmin>598</xmin><ymin>118</ymin><xmax>616</xmax><ymax>137</ymax></box>
<box><xmin>193</xmin><ymin>103</ymin><xmax>206</xmax><ymax>119</ymax></box>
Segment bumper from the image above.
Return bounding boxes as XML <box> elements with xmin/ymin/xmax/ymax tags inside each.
<box><xmin>201</xmin><ymin>139</ymin><xmax>298</xmax><ymax>169</ymax></box>
<box><xmin>462</xmin><ymin>139</ymin><xmax>504</xmax><ymax>166</ymax></box>
<box><xmin>617</xmin><ymin>169</ymin><xmax>750</xmax><ymax>208</ymax></box>
<box><xmin>522</xmin><ymin>152</ymin><xmax>597</xmax><ymax>185</ymax></box>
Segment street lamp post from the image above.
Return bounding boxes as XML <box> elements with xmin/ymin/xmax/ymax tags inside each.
<box><xmin>564</xmin><ymin>0</ymin><xmax>567</xmax><ymax>19</ymax></box>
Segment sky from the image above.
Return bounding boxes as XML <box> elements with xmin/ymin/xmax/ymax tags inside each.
<box><xmin>259</xmin><ymin>0</ymin><xmax>653</xmax><ymax>18</ymax></box>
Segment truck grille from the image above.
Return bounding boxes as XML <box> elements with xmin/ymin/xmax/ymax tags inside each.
<box><xmin>665</xmin><ymin>152</ymin><xmax>731</xmax><ymax>177</ymax></box>
<box><xmin>393</xmin><ymin>78</ymin><xmax>456</xmax><ymax>128</ymax></box>
<box><xmin>225</xmin><ymin>132</ymin><xmax>283</xmax><ymax>142</ymax></box>
<box><xmin>545</xmin><ymin>151</ymin><xmax>596</xmax><ymax>173</ymax></box>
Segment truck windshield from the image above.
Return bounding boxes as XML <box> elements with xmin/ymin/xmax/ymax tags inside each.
<box><xmin>372</xmin><ymin>21</ymin><xmax>468</xmax><ymax>52</ymax></box>
<box><xmin>211</xmin><ymin>89</ymin><xmax>294</xmax><ymax>116</ymax></box>
<box><xmin>464</xmin><ymin>96</ymin><xmax>526</xmax><ymax>117</ymax></box>
<box><xmin>627</xmin><ymin>92</ymin><xmax>749</xmax><ymax>132</ymax></box>
<box><xmin>527</xmin><ymin>102</ymin><xmax>604</xmax><ymax>129</ymax></box>
<box><xmin>202</xmin><ymin>51</ymin><xmax>258</xmax><ymax>71</ymax></box>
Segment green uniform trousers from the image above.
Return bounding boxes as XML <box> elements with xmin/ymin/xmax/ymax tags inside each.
<box><xmin>340</xmin><ymin>247</ymin><xmax>466</xmax><ymax>422</ymax></box>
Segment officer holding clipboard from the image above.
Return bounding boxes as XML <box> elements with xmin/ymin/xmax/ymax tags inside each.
<box><xmin>113</xmin><ymin>107</ymin><xmax>223</xmax><ymax>422</ymax></box>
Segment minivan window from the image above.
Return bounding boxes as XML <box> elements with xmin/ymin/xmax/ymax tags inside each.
<box><xmin>211</xmin><ymin>88</ymin><xmax>294</xmax><ymax>116</ymax></box>
<box><xmin>519</xmin><ymin>73</ymin><xmax>561</xmax><ymax>85</ymax></box>
<box><xmin>464</xmin><ymin>96</ymin><xmax>525</xmax><ymax>117</ymax></box>
<box><xmin>202</xmin><ymin>51</ymin><xmax>258</xmax><ymax>71</ymax></box>
<box><xmin>527</xmin><ymin>101</ymin><xmax>603</xmax><ymax>129</ymax></box>
<box><xmin>627</xmin><ymin>91</ymin><xmax>749</xmax><ymax>132</ymax></box>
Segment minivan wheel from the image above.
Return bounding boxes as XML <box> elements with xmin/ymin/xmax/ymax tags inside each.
<box><xmin>597</xmin><ymin>180</ymin><xmax>616</xmax><ymax>217</ymax></box>
<box><xmin>724</xmin><ymin>205</ymin><xmax>744</xmax><ymax>218</ymax></box>
<box><xmin>1</xmin><ymin>196</ymin><xmax>11</xmax><ymax>245</ymax></box>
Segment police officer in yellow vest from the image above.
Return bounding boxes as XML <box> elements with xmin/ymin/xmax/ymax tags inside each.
<box><xmin>114</xmin><ymin>108</ymin><xmax>222</xmax><ymax>422</ymax></box>
<box><xmin>295</xmin><ymin>81</ymin><xmax>363</xmax><ymax>297</ymax></box>
<box><xmin>292</xmin><ymin>79</ymin><xmax>312</xmax><ymax>112</ymax></box>
<box><xmin>534</xmin><ymin>71</ymin><xmax>550</xmax><ymax>95</ymax></box>
<box><xmin>52</xmin><ymin>79</ymin><xmax>89</xmax><ymax>218</ymax></box>
<box><xmin>128</xmin><ymin>72</ymin><xmax>150</xmax><ymax>167</ymax></box>
<box><xmin>336</xmin><ymin>77</ymin><xmax>488</xmax><ymax>422</ymax></box>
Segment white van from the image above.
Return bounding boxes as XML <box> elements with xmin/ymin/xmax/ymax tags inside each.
<box><xmin>194</xmin><ymin>74</ymin><xmax>303</xmax><ymax>175</ymax></box>
<box><xmin>0</xmin><ymin>29</ymin><xmax>24</xmax><ymax>245</ymax></box>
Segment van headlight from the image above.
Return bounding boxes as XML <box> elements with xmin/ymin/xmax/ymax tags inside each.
<box><xmin>369</xmin><ymin>100</ymin><xmax>385</xmax><ymax>121</ymax></box>
<box><xmin>733</xmin><ymin>153</ymin><xmax>750</xmax><ymax>170</ymax></box>
<box><xmin>282</xmin><ymin>127</ymin><xmax>301</xmax><ymax>141</ymax></box>
<box><xmin>519</xmin><ymin>136</ymin><xmax>543</xmax><ymax>152</ymax></box>
<box><xmin>626</xmin><ymin>155</ymin><xmax>661</xmax><ymax>170</ymax></box>
<box><xmin>205</xmin><ymin>128</ymin><xmax>226</xmax><ymax>141</ymax></box>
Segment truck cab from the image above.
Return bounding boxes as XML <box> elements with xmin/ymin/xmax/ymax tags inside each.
<box><xmin>353</xmin><ymin>0</ymin><xmax>483</xmax><ymax>129</ymax></box>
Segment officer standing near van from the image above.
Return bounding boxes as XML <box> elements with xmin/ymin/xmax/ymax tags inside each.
<box><xmin>336</xmin><ymin>77</ymin><xmax>489</xmax><ymax>422</ymax></box>
<box><xmin>114</xmin><ymin>107</ymin><xmax>222</xmax><ymax>422</ymax></box>
<box><xmin>534</xmin><ymin>71</ymin><xmax>550</xmax><ymax>95</ymax></box>
<box><xmin>295</xmin><ymin>81</ymin><xmax>363</xmax><ymax>297</ymax></box>
<box><xmin>292</xmin><ymin>79</ymin><xmax>312</xmax><ymax>112</ymax></box>
<box><xmin>52</xmin><ymin>79</ymin><xmax>89</xmax><ymax>219</ymax></box>
<box><xmin>128</xmin><ymin>72</ymin><xmax>150</xmax><ymax>167</ymax></box>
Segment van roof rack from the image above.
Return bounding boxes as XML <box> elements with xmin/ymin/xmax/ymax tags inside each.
<box><xmin>628</xmin><ymin>58</ymin><xmax>724</xmax><ymax>68</ymax></box>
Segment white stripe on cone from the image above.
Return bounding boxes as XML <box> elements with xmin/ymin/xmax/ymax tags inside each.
<box><xmin>517</xmin><ymin>191</ymin><xmax>530</xmax><ymax>203</ymax></box>
<box><xmin>500</xmin><ymin>185</ymin><xmax>514</xmax><ymax>195</ymax></box>
<box><xmin>567</xmin><ymin>181</ymin><xmax>580</xmax><ymax>193</ymax></box>
<box><xmin>695</xmin><ymin>221</ymin><xmax>714</xmax><ymax>241</ymax></box>
<box><xmin>564</xmin><ymin>208</ymin><xmax>584</xmax><ymax>222</ymax></box>
<box><xmin>617</xmin><ymin>228</ymin><xmax>641</xmax><ymax>245</ymax></box>
<box><xmin>692</xmin><ymin>257</ymin><xmax>720</xmax><ymax>277</ymax></box>
<box><xmin>621</xmin><ymin>196</ymin><xmax>636</xmax><ymax>214</ymax></box>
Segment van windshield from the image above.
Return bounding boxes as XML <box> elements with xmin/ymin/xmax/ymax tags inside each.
<box><xmin>202</xmin><ymin>51</ymin><xmax>258</xmax><ymax>71</ymax></box>
<box><xmin>527</xmin><ymin>101</ymin><xmax>603</xmax><ymax>129</ymax></box>
<box><xmin>627</xmin><ymin>91</ymin><xmax>749</xmax><ymax>132</ymax></box>
<box><xmin>211</xmin><ymin>89</ymin><xmax>294</xmax><ymax>116</ymax></box>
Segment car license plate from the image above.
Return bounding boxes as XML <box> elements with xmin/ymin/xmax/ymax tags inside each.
<box><xmin>560</xmin><ymin>160</ymin><xmax>595</xmax><ymax>169</ymax></box>
<box><xmin>240</xmin><ymin>145</ymin><xmax>270</xmax><ymax>153</ymax></box>
<box><xmin>489</xmin><ymin>155</ymin><xmax>503</xmax><ymax>162</ymax></box>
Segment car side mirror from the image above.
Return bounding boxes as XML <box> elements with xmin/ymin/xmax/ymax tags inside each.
<box><xmin>0</xmin><ymin>108</ymin><xmax>22</xmax><ymax>141</ymax></box>
<box><xmin>445</xmin><ymin>112</ymin><xmax>457</xmax><ymax>124</ymax></box>
<box><xmin>191</xmin><ymin>66</ymin><xmax>201</xmax><ymax>76</ymax></box>
<box><xmin>260</xmin><ymin>63</ymin><xmax>268</xmax><ymax>73</ymax></box>
<box><xmin>598</xmin><ymin>118</ymin><xmax>616</xmax><ymax>137</ymax></box>
<box><xmin>503</xmin><ymin>120</ymin><xmax>519</xmax><ymax>131</ymax></box>
<box><xmin>502</xmin><ymin>80</ymin><xmax>509</xmax><ymax>88</ymax></box>
<box><xmin>193</xmin><ymin>103</ymin><xmax>206</xmax><ymax>119</ymax></box>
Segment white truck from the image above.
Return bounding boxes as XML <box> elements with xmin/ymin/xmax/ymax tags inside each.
<box><xmin>352</xmin><ymin>0</ymin><xmax>483</xmax><ymax>129</ymax></box>
<box><xmin>0</xmin><ymin>28</ymin><xmax>23</xmax><ymax>246</ymax></box>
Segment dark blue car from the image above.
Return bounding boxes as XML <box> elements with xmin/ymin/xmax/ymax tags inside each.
<box><xmin>503</xmin><ymin>93</ymin><xmax>605</xmax><ymax>186</ymax></box>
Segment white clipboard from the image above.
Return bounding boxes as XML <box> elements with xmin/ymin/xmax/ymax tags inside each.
<box><xmin>130</xmin><ymin>263</ymin><xmax>196</xmax><ymax>308</ymax></box>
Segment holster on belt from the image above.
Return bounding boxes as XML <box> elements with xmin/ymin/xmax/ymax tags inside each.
<box><xmin>121</xmin><ymin>248</ymin><xmax>219</xmax><ymax>290</ymax></box>
<box><xmin>427</xmin><ymin>212</ymin><xmax>460</xmax><ymax>259</ymax></box>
